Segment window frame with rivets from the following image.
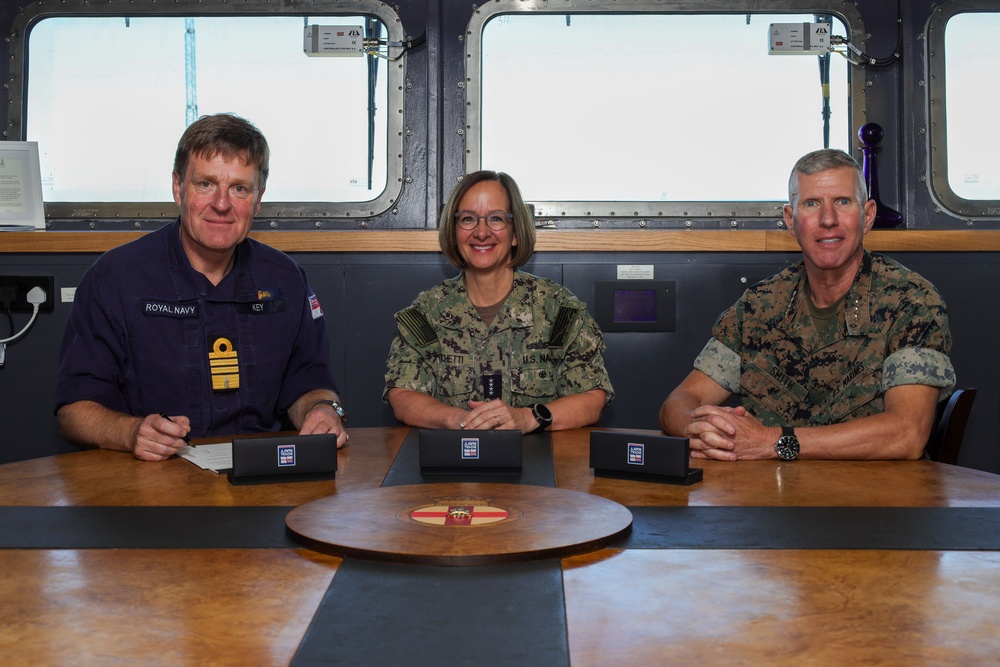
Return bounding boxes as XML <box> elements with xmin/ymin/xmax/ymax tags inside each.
<box><xmin>927</xmin><ymin>2</ymin><xmax>1000</xmax><ymax>219</ymax></box>
<box><xmin>462</xmin><ymin>1</ymin><xmax>864</xmax><ymax>229</ymax></box>
<box><xmin>10</xmin><ymin>1</ymin><xmax>406</xmax><ymax>228</ymax></box>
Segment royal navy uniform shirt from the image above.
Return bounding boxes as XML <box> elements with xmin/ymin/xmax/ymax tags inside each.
<box><xmin>54</xmin><ymin>219</ymin><xmax>337</xmax><ymax>437</ymax></box>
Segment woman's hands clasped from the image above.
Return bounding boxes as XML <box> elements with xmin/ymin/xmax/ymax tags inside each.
<box><xmin>460</xmin><ymin>399</ymin><xmax>531</xmax><ymax>431</ymax></box>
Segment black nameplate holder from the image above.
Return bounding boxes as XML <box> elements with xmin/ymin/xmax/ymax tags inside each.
<box><xmin>418</xmin><ymin>429</ymin><xmax>523</xmax><ymax>475</ymax></box>
<box><xmin>228</xmin><ymin>433</ymin><xmax>337</xmax><ymax>486</ymax></box>
<box><xmin>590</xmin><ymin>431</ymin><xmax>702</xmax><ymax>485</ymax></box>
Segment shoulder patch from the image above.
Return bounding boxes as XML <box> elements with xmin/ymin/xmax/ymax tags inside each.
<box><xmin>397</xmin><ymin>307</ymin><xmax>438</xmax><ymax>348</ymax></box>
<box><xmin>548</xmin><ymin>305</ymin><xmax>577</xmax><ymax>348</ymax></box>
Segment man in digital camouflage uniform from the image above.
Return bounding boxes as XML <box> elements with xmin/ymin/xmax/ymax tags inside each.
<box><xmin>659</xmin><ymin>149</ymin><xmax>954</xmax><ymax>461</ymax></box>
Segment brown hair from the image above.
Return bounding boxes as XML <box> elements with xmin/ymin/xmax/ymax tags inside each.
<box><xmin>172</xmin><ymin>113</ymin><xmax>270</xmax><ymax>189</ymax></box>
<box><xmin>438</xmin><ymin>170</ymin><xmax>536</xmax><ymax>269</ymax></box>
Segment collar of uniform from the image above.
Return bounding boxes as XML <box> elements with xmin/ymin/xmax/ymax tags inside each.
<box><xmin>229</xmin><ymin>240</ymin><xmax>260</xmax><ymax>303</ymax></box>
<box><xmin>440</xmin><ymin>270</ymin><xmax>533</xmax><ymax>332</ymax></box>
<box><xmin>841</xmin><ymin>250</ymin><xmax>875</xmax><ymax>336</ymax></box>
<box><xmin>779</xmin><ymin>250</ymin><xmax>876</xmax><ymax>337</ymax></box>
<box><xmin>164</xmin><ymin>219</ymin><xmax>206</xmax><ymax>302</ymax></box>
<box><xmin>777</xmin><ymin>266</ymin><xmax>813</xmax><ymax>341</ymax></box>
<box><xmin>502</xmin><ymin>271</ymin><xmax>534</xmax><ymax>329</ymax></box>
<box><xmin>164</xmin><ymin>218</ymin><xmax>255</xmax><ymax>302</ymax></box>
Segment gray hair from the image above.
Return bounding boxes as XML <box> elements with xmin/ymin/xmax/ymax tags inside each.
<box><xmin>787</xmin><ymin>149</ymin><xmax>868</xmax><ymax>211</ymax></box>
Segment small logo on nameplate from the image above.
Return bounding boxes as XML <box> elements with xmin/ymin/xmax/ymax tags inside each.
<box><xmin>628</xmin><ymin>443</ymin><xmax>644</xmax><ymax>465</ymax></box>
<box><xmin>278</xmin><ymin>445</ymin><xmax>296</xmax><ymax>467</ymax></box>
<box><xmin>461</xmin><ymin>437</ymin><xmax>480</xmax><ymax>459</ymax></box>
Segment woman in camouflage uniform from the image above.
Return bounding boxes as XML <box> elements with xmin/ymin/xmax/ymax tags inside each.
<box><xmin>384</xmin><ymin>171</ymin><xmax>614</xmax><ymax>432</ymax></box>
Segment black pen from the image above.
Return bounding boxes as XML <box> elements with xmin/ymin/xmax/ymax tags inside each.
<box><xmin>159</xmin><ymin>413</ymin><xmax>192</xmax><ymax>445</ymax></box>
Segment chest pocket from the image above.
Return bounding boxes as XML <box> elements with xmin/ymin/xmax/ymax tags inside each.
<box><xmin>825</xmin><ymin>363</ymin><xmax>881</xmax><ymax>422</ymax></box>
<box><xmin>432</xmin><ymin>360</ymin><xmax>478</xmax><ymax>402</ymax></box>
<box><xmin>509</xmin><ymin>305</ymin><xmax>574</xmax><ymax>403</ymax></box>
<box><xmin>740</xmin><ymin>353</ymin><xmax>808</xmax><ymax>423</ymax></box>
<box><xmin>511</xmin><ymin>364</ymin><xmax>558</xmax><ymax>402</ymax></box>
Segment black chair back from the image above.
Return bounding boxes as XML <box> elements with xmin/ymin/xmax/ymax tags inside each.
<box><xmin>926</xmin><ymin>388</ymin><xmax>977</xmax><ymax>465</ymax></box>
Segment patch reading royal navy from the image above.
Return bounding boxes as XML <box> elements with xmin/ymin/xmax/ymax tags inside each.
<box><xmin>396</xmin><ymin>307</ymin><xmax>437</xmax><ymax>348</ymax></box>
<box><xmin>628</xmin><ymin>443</ymin><xmax>645</xmax><ymax>465</ymax></box>
<box><xmin>548</xmin><ymin>306</ymin><xmax>575</xmax><ymax>348</ymax></box>
<box><xmin>208</xmin><ymin>336</ymin><xmax>240</xmax><ymax>392</ymax></box>
<box><xmin>142</xmin><ymin>300</ymin><xmax>198</xmax><ymax>318</ymax></box>
<box><xmin>407</xmin><ymin>496</ymin><xmax>513</xmax><ymax>526</ymax></box>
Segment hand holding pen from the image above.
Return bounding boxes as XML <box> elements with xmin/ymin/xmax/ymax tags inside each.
<box><xmin>130</xmin><ymin>412</ymin><xmax>192</xmax><ymax>462</ymax></box>
<box><xmin>159</xmin><ymin>413</ymin><xmax>192</xmax><ymax>444</ymax></box>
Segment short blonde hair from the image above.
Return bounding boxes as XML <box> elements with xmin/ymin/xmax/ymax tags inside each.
<box><xmin>438</xmin><ymin>171</ymin><xmax>536</xmax><ymax>269</ymax></box>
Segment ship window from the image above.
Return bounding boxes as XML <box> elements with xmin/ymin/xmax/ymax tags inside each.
<box><xmin>467</xmin><ymin>7</ymin><xmax>861</xmax><ymax>219</ymax></box>
<box><xmin>19</xmin><ymin>9</ymin><xmax>404</xmax><ymax>221</ymax></box>
<box><xmin>927</xmin><ymin>7</ymin><xmax>1000</xmax><ymax>217</ymax></box>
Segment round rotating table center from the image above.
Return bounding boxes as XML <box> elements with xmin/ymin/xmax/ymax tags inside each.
<box><xmin>285</xmin><ymin>483</ymin><xmax>633</xmax><ymax>566</ymax></box>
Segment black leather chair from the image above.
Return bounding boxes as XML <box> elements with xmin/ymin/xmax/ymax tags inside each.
<box><xmin>925</xmin><ymin>388</ymin><xmax>977</xmax><ymax>465</ymax></box>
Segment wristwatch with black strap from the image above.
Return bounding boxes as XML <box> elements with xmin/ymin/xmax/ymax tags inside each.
<box><xmin>774</xmin><ymin>425</ymin><xmax>799</xmax><ymax>461</ymax></box>
<box><xmin>530</xmin><ymin>403</ymin><xmax>553</xmax><ymax>433</ymax></box>
<box><xmin>310</xmin><ymin>399</ymin><xmax>348</xmax><ymax>424</ymax></box>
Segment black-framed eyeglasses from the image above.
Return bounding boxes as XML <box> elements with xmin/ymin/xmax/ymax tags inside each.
<box><xmin>454</xmin><ymin>210</ymin><xmax>513</xmax><ymax>231</ymax></box>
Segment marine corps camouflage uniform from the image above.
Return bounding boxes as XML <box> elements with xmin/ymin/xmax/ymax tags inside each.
<box><xmin>693</xmin><ymin>251</ymin><xmax>955</xmax><ymax>427</ymax></box>
<box><xmin>384</xmin><ymin>271</ymin><xmax>614</xmax><ymax>408</ymax></box>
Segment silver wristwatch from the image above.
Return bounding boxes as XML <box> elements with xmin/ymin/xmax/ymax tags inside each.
<box><xmin>311</xmin><ymin>399</ymin><xmax>348</xmax><ymax>424</ymax></box>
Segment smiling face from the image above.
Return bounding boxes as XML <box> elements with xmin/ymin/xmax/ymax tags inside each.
<box><xmin>784</xmin><ymin>166</ymin><xmax>876</xmax><ymax>284</ymax></box>
<box><xmin>172</xmin><ymin>151</ymin><xmax>264</xmax><ymax>272</ymax></box>
<box><xmin>455</xmin><ymin>180</ymin><xmax>518</xmax><ymax>276</ymax></box>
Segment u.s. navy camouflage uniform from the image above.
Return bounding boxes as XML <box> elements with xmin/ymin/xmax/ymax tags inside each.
<box><xmin>693</xmin><ymin>251</ymin><xmax>955</xmax><ymax>427</ymax></box>
<box><xmin>384</xmin><ymin>271</ymin><xmax>614</xmax><ymax>408</ymax></box>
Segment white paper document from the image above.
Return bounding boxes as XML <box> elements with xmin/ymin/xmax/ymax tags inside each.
<box><xmin>178</xmin><ymin>443</ymin><xmax>233</xmax><ymax>472</ymax></box>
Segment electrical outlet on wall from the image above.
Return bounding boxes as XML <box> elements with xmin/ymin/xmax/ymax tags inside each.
<box><xmin>0</xmin><ymin>276</ymin><xmax>55</xmax><ymax>312</ymax></box>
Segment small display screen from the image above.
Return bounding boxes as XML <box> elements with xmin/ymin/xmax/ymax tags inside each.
<box><xmin>613</xmin><ymin>289</ymin><xmax>657</xmax><ymax>322</ymax></box>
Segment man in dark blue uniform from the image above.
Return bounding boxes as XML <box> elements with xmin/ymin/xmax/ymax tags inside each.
<box><xmin>55</xmin><ymin>114</ymin><xmax>348</xmax><ymax>460</ymax></box>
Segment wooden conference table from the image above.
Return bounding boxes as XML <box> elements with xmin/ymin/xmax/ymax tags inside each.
<box><xmin>3</xmin><ymin>426</ymin><xmax>1000</xmax><ymax>665</ymax></box>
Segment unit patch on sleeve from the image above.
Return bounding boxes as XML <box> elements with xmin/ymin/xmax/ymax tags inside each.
<box><xmin>396</xmin><ymin>307</ymin><xmax>438</xmax><ymax>348</ymax></box>
<box><xmin>548</xmin><ymin>306</ymin><xmax>575</xmax><ymax>348</ymax></box>
<box><xmin>309</xmin><ymin>293</ymin><xmax>324</xmax><ymax>320</ymax></box>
